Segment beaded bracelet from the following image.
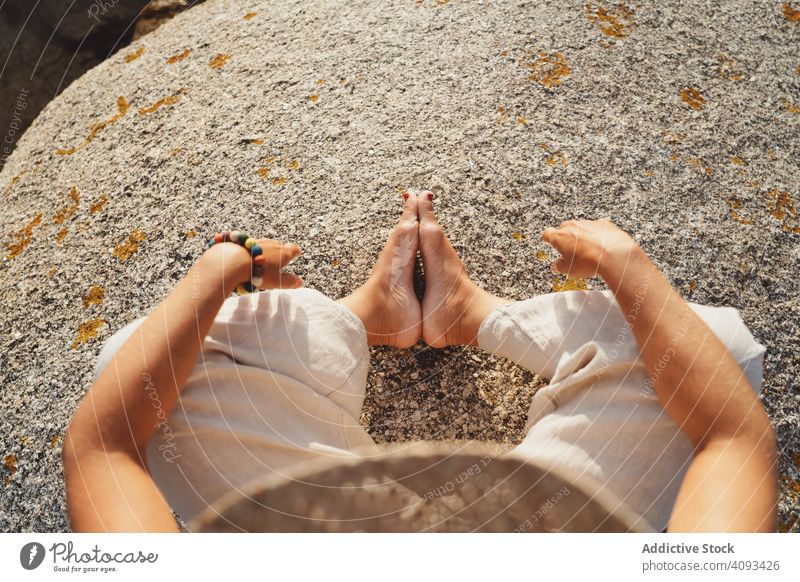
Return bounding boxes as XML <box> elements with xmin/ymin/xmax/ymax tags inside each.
<box><xmin>206</xmin><ymin>230</ymin><xmax>264</xmax><ymax>294</ymax></box>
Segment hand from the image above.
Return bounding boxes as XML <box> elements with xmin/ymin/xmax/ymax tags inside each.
<box><xmin>252</xmin><ymin>239</ymin><xmax>304</xmax><ymax>289</ymax></box>
<box><xmin>203</xmin><ymin>238</ymin><xmax>303</xmax><ymax>290</ymax></box>
<box><xmin>542</xmin><ymin>218</ymin><xmax>640</xmax><ymax>279</ymax></box>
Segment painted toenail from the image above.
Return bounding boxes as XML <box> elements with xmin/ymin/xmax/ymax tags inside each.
<box><xmin>402</xmin><ymin>192</ymin><xmax>409</xmax><ymax>200</ymax></box>
<box><xmin>427</xmin><ymin>192</ymin><xmax>434</xmax><ymax>201</ymax></box>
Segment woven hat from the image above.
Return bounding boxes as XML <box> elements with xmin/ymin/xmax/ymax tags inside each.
<box><xmin>190</xmin><ymin>442</ymin><xmax>652</xmax><ymax>532</ymax></box>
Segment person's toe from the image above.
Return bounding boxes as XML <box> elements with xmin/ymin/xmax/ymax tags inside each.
<box><xmin>400</xmin><ymin>191</ymin><xmax>419</xmax><ymax>223</ymax></box>
<box><xmin>417</xmin><ymin>190</ymin><xmax>436</xmax><ymax>223</ymax></box>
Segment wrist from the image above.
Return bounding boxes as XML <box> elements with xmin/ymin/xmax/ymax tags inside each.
<box><xmin>598</xmin><ymin>244</ymin><xmax>650</xmax><ymax>290</ymax></box>
<box><xmin>199</xmin><ymin>242</ymin><xmax>252</xmax><ymax>287</ymax></box>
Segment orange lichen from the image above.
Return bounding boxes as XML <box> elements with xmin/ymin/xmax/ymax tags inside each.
<box><xmin>5</xmin><ymin>214</ymin><xmax>41</xmax><ymax>260</ymax></box>
<box><xmin>55</xmin><ymin>227</ymin><xmax>68</xmax><ymax>244</ymax></box>
<box><xmin>309</xmin><ymin>94</ymin><xmax>319</xmax><ymax>103</ymax></box>
<box><xmin>288</xmin><ymin>160</ymin><xmax>301</xmax><ymax>170</ymax></box>
<box><xmin>53</xmin><ymin>186</ymin><xmax>80</xmax><ymax>225</ymax></box>
<box><xmin>256</xmin><ymin>167</ymin><xmax>271</xmax><ymax>179</ymax></box>
<box><xmin>552</xmin><ymin>276</ymin><xmax>589</xmax><ymax>292</ymax></box>
<box><xmin>50</xmin><ymin>434</ymin><xmax>61</xmax><ymax>449</ymax></box>
<box><xmin>584</xmin><ymin>2</ymin><xmax>634</xmax><ymax>39</ymax></box>
<box><xmin>644</xmin><ymin>169</ymin><xmax>654</xmax><ymax>177</ymax></box>
<box><xmin>246</xmin><ymin>138</ymin><xmax>264</xmax><ymax>145</ymax></box>
<box><xmin>170</xmin><ymin>147</ymin><xmax>184</xmax><ymax>157</ymax></box>
<box><xmin>47</xmin><ymin>267</ymin><xmax>57</xmax><ymax>278</ymax></box>
<box><xmin>783</xmin><ymin>3</ymin><xmax>800</xmax><ymax>21</ymax></box>
<box><xmin>785</xmin><ymin>99</ymin><xmax>800</xmax><ymax>113</ymax></box>
<box><xmin>767</xmin><ymin>189</ymin><xmax>800</xmax><ymax>233</ymax></box>
<box><xmin>726</xmin><ymin>196</ymin><xmax>753</xmax><ymax>225</ymax></box>
<box><xmin>209</xmin><ymin>53</ymin><xmax>231</xmax><ymax>69</ymax></box>
<box><xmin>112</xmin><ymin>228</ymin><xmax>146</xmax><ymax>261</ymax></box>
<box><xmin>535</xmin><ymin>250</ymin><xmax>549</xmax><ymax>262</ymax></box>
<box><xmin>689</xmin><ymin>280</ymin><xmax>697</xmax><ymax>291</ymax></box>
<box><xmin>185</xmin><ymin>229</ymin><xmax>196</xmax><ymax>238</ymax></box>
<box><xmin>797</xmin><ymin>64</ymin><xmax>800</xmax><ymax>76</ymax></box>
<box><xmin>55</xmin><ymin>96</ymin><xmax>129</xmax><ymax>155</ymax></box>
<box><xmin>731</xmin><ymin>156</ymin><xmax>747</xmax><ymax>166</ymax></box>
<box><xmin>716</xmin><ymin>53</ymin><xmax>744</xmax><ymax>81</ymax></box>
<box><xmin>243</xmin><ymin>12</ymin><xmax>257</xmax><ymax>20</ymax></box>
<box><xmin>686</xmin><ymin>157</ymin><xmax>713</xmax><ymax>176</ymax></box>
<box><xmin>272</xmin><ymin>176</ymin><xmax>288</xmax><ymax>187</ymax></box>
<box><xmin>517</xmin><ymin>116</ymin><xmax>527</xmax><ymax>126</ymax></box>
<box><xmin>511</xmin><ymin>232</ymin><xmax>525</xmax><ymax>241</ymax></box>
<box><xmin>70</xmin><ymin>318</ymin><xmax>106</xmax><ymax>350</ymax></box>
<box><xmin>679</xmin><ymin>87</ymin><xmax>705</xmax><ymax>111</ymax></box>
<box><xmin>138</xmin><ymin>89</ymin><xmax>184</xmax><ymax>115</ymax></box>
<box><xmin>3</xmin><ymin>171</ymin><xmax>26</xmax><ymax>196</ymax></box>
<box><xmin>662</xmin><ymin>129</ymin><xmax>685</xmax><ymax>145</ymax></box>
<box><xmin>166</xmin><ymin>48</ymin><xmax>191</xmax><ymax>64</ymax></box>
<box><xmin>546</xmin><ymin>151</ymin><xmax>568</xmax><ymax>167</ymax></box>
<box><xmin>768</xmin><ymin>148</ymin><xmax>778</xmax><ymax>161</ymax></box>
<box><xmin>124</xmin><ymin>46</ymin><xmax>144</xmax><ymax>63</ymax></box>
<box><xmin>82</xmin><ymin>285</ymin><xmax>105</xmax><ymax>308</ymax></box>
<box><xmin>3</xmin><ymin>454</ymin><xmax>16</xmax><ymax>486</ymax></box>
<box><xmin>316</xmin><ymin>79</ymin><xmax>326</xmax><ymax>86</ymax></box>
<box><xmin>89</xmin><ymin>194</ymin><xmax>109</xmax><ymax>214</ymax></box>
<box><xmin>331</xmin><ymin>258</ymin><xmax>341</xmax><ymax>267</ymax></box>
<box><xmin>528</xmin><ymin>52</ymin><xmax>571</xmax><ymax>88</ymax></box>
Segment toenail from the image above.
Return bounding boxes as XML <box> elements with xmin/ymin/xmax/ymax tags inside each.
<box><xmin>402</xmin><ymin>192</ymin><xmax>409</xmax><ymax>200</ymax></box>
<box><xmin>427</xmin><ymin>192</ymin><xmax>434</xmax><ymax>201</ymax></box>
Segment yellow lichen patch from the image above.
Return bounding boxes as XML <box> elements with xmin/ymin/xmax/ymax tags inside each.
<box><xmin>309</xmin><ymin>94</ymin><xmax>319</xmax><ymax>103</ymax></box>
<box><xmin>82</xmin><ymin>285</ymin><xmax>105</xmax><ymax>308</ymax></box>
<box><xmin>768</xmin><ymin>148</ymin><xmax>778</xmax><ymax>161</ymax></box>
<box><xmin>55</xmin><ymin>227</ymin><xmax>68</xmax><ymax>244</ymax></box>
<box><xmin>679</xmin><ymin>87</ymin><xmax>705</xmax><ymax>111</ymax></box>
<box><xmin>662</xmin><ymin>129</ymin><xmax>685</xmax><ymax>145</ymax></box>
<box><xmin>166</xmin><ymin>48</ymin><xmax>191</xmax><ymax>64</ymax></box>
<box><xmin>185</xmin><ymin>229</ymin><xmax>196</xmax><ymax>238</ymax></box>
<box><xmin>112</xmin><ymin>228</ymin><xmax>146</xmax><ymax>261</ymax></box>
<box><xmin>517</xmin><ymin>116</ymin><xmax>527</xmax><ymax>126</ymax></box>
<box><xmin>170</xmin><ymin>147</ymin><xmax>184</xmax><ymax>157</ymax></box>
<box><xmin>535</xmin><ymin>250</ymin><xmax>549</xmax><ymax>262</ymax></box>
<box><xmin>53</xmin><ymin>186</ymin><xmax>80</xmax><ymax>224</ymax></box>
<box><xmin>89</xmin><ymin>194</ymin><xmax>109</xmax><ymax>214</ymax></box>
<box><xmin>689</xmin><ymin>280</ymin><xmax>697</xmax><ymax>291</ymax></box>
<box><xmin>511</xmin><ymin>232</ymin><xmax>525</xmax><ymax>241</ymax></box>
<box><xmin>767</xmin><ymin>189</ymin><xmax>800</xmax><ymax>233</ymax></box>
<box><xmin>70</xmin><ymin>318</ymin><xmax>106</xmax><ymax>350</ymax></box>
<box><xmin>331</xmin><ymin>258</ymin><xmax>341</xmax><ymax>267</ymax></box>
<box><xmin>256</xmin><ymin>167</ymin><xmax>271</xmax><ymax>179</ymax></box>
<box><xmin>245</xmin><ymin>138</ymin><xmax>264</xmax><ymax>145</ymax></box>
<box><xmin>584</xmin><ymin>2</ymin><xmax>634</xmax><ymax>39</ymax></box>
<box><xmin>50</xmin><ymin>434</ymin><xmax>61</xmax><ymax>449</ymax></box>
<box><xmin>124</xmin><ymin>46</ymin><xmax>144</xmax><ymax>63</ymax></box>
<box><xmin>138</xmin><ymin>89</ymin><xmax>184</xmax><ymax>116</ymax></box>
<box><xmin>725</xmin><ymin>196</ymin><xmax>753</xmax><ymax>225</ymax></box>
<box><xmin>55</xmin><ymin>96</ymin><xmax>129</xmax><ymax>155</ymax></box>
<box><xmin>783</xmin><ymin>2</ymin><xmax>800</xmax><ymax>21</ymax></box>
<box><xmin>316</xmin><ymin>79</ymin><xmax>326</xmax><ymax>86</ymax></box>
<box><xmin>288</xmin><ymin>160</ymin><xmax>301</xmax><ymax>171</ymax></box>
<box><xmin>243</xmin><ymin>11</ymin><xmax>257</xmax><ymax>20</ymax></box>
<box><xmin>528</xmin><ymin>52</ymin><xmax>571</xmax><ymax>88</ymax></box>
<box><xmin>552</xmin><ymin>276</ymin><xmax>589</xmax><ymax>292</ymax></box>
<box><xmin>496</xmin><ymin>106</ymin><xmax>510</xmax><ymax>124</ymax></box>
<box><xmin>272</xmin><ymin>176</ymin><xmax>288</xmax><ymax>187</ymax></box>
<box><xmin>3</xmin><ymin>171</ymin><xmax>26</xmax><ymax>196</ymax></box>
<box><xmin>5</xmin><ymin>214</ymin><xmax>42</xmax><ymax>260</ymax></box>
<box><xmin>785</xmin><ymin>99</ymin><xmax>800</xmax><ymax>113</ymax></box>
<box><xmin>716</xmin><ymin>52</ymin><xmax>744</xmax><ymax>81</ymax></box>
<box><xmin>3</xmin><ymin>454</ymin><xmax>16</xmax><ymax>486</ymax></box>
<box><xmin>48</xmin><ymin>267</ymin><xmax>57</xmax><ymax>278</ymax></box>
<box><xmin>644</xmin><ymin>169</ymin><xmax>654</xmax><ymax>177</ymax></box>
<box><xmin>546</xmin><ymin>151</ymin><xmax>568</xmax><ymax>167</ymax></box>
<box><xmin>209</xmin><ymin>53</ymin><xmax>231</xmax><ymax>69</ymax></box>
<box><xmin>731</xmin><ymin>156</ymin><xmax>747</xmax><ymax>166</ymax></box>
<box><xmin>686</xmin><ymin>157</ymin><xmax>713</xmax><ymax>176</ymax></box>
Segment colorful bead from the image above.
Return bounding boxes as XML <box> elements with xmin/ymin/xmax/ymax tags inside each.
<box><xmin>221</xmin><ymin>231</ymin><xmax>230</xmax><ymax>242</ymax></box>
<box><xmin>214</xmin><ymin>233</ymin><xmax>224</xmax><ymax>243</ymax></box>
<box><xmin>244</xmin><ymin>238</ymin><xmax>256</xmax><ymax>249</ymax></box>
<box><xmin>207</xmin><ymin>238</ymin><xmax>216</xmax><ymax>247</ymax></box>
<box><xmin>250</xmin><ymin>245</ymin><xmax>263</xmax><ymax>257</ymax></box>
<box><xmin>238</xmin><ymin>233</ymin><xmax>250</xmax><ymax>245</ymax></box>
<box><xmin>251</xmin><ymin>275</ymin><xmax>264</xmax><ymax>287</ymax></box>
<box><xmin>229</xmin><ymin>230</ymin><xmax>242</xmax><ymax>243</ymax></box>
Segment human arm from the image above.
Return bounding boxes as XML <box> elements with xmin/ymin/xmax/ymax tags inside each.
<box><xmin>542</xmin><ymin>219</ymin><xmax>777</xmax><ymax>532</ymax></box>
<box><xmin>63</xmin><ymin>239</ymin><xmax>302</xmax><ymax>532</ymax></box>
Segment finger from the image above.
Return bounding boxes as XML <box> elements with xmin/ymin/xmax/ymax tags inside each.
<box><xmin>551</xmin><ymin>258</ymin><xmax>569</xmax><ymax>274</ymax></box>
<box><xmin>279</xmin><ymin>243</ymin><xmax>302</xmax><ymax>267</ymax></box>
<box><xmin>274</xmin><ymin>271</ymin><xmax>303</xmax><ymax>289</ymax></box>
<box><xmin>559</xmin><ymin>220</ymin><xmax>577</xmax><ymax>229</ymax></box>
<box><xmin>542</xmin><ymin>227</ymin><xmax>558</xmax><ymax>243</ymax></box>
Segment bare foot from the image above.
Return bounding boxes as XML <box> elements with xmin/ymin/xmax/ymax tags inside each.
<box><xmin>418</xmin><ymin>192</ymin><xmax>508</xmax><ymax>347</ymax></box>
<box><xmin>338</xmin><ymin>193</ymin><xmax>422</xmax><ymax>348</ymax></box>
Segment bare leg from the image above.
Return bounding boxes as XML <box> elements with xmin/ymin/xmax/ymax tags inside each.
<box><xmin>338</xmin><ymin>193</ymin><xmax>422</xmax><ymax>348</ymax></box>
<box><xmin>417</xmin><ymin>192</ymin><xmax>509</xmax><ymax>347</ymax></box>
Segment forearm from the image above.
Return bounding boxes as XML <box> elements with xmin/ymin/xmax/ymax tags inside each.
<box><xmin>600</xmin><ymin>247</ymin><xmax>773</xmax><ymax>448</ymax></box>
<box><xmin>67</xmin><ymin>243</ymin><xmax>251</xmax><ymax>458</ymax></box>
